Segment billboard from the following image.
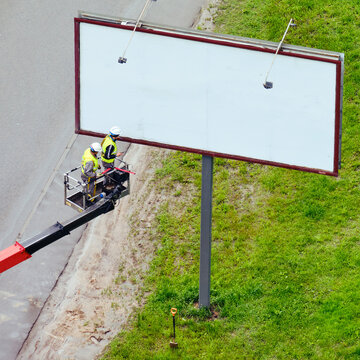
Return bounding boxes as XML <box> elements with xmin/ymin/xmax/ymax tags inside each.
<box><xmin>75</xmin><ymin>15</ymin><xmax>344</xmax><ymax>176</ymax></box>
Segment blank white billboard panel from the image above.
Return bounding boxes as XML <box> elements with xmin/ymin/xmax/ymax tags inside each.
<box><xmin>75</xmin><ymin>17</ymin><xmax>343</xmax><ymax>176</ymax></box>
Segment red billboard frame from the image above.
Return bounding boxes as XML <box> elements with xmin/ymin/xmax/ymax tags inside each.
<box><xmin>74</xmin><ymin>17</ymin><xmax>343</xmax><ymax>176</ymax></box>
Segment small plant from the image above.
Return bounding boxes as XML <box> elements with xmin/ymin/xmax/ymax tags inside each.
<box><xmin>101</xmin><ymin>287</ymin><xmax>113</xmax><ymax>297</ymax></box>
<box><xmin>114</xmin><ymin>274</ymin><xmax>126</xmax><ymax>285</ymax></box>
<box><xmin>111</xmin><ymin>302</ymin><xmax>120</xmax><ymax>310</ymax></box>
<box><xmin>118</xmin><ymin>263</ymin><xmax>124</xmax><ymax>273</ymax></box>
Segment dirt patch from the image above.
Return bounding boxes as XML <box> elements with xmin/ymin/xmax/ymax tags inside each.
<box><xmin>17</xmin><ymin>145</ymin><xmax>170</xmax><ymax>360</ymax></box>
<box><xmin>197</xmin><ymin>0</ymin><xmax>221</xmax><ymax>31</ymax></box>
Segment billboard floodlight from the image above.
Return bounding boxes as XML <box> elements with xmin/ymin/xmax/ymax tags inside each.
<box><xmin>263</xmin><ymin>18</ymin><xmax>297</xmax><ymax>89</ymax></box>
<box><xmin>118</xmin><ymin>0</ymin><xmax>157</xmax><ymax>64</ymax></box>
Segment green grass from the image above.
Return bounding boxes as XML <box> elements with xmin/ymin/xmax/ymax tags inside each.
<box><xmin>101</xmin><ymin>1</ymin><xmax>360</xmax><ymax>359</ymax></box>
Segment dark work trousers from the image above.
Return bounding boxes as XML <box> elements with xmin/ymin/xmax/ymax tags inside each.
<box><xmin>102</xmin><ymin>161</ymin><xmax>114</xmax><ymax>186</ymax></box>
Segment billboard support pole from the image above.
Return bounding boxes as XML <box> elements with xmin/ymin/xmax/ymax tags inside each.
<box><xmin>199</xmin><ymin>155</ymin><xmax>213</xmax><ymax>308</ymax></box>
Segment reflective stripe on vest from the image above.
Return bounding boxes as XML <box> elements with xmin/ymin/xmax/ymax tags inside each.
<box><xmin>81</xmin><ymin>148</ymin><xmax>99</xmax><ymax>174</ymax></box>
<box><xmin>101</xmin><ymin>135</ymin><xmax>117</xmax><ymax>163</ymax></box>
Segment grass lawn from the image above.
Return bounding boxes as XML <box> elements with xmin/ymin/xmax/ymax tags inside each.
<box><xmin>102</xmin><ymin>1</ymin><xmax>360</xmax><ymax>359</ymax></box>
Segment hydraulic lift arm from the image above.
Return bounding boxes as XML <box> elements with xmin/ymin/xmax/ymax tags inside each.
<box><xmin>0</xmin><ymin>185</ymin><xmax>123</xmax><ymax>274</ymax></box>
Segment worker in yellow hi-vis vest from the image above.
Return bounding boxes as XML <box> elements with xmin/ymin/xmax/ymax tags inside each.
<box><xmin>81</xmin><ymin>142</ymin><xmax>102</xmax><ymax>200</ymax></box>
<box><xmin>101</xmin><ymin>126</ymin><xmax>123</xmax><ymax>186</ymax></box>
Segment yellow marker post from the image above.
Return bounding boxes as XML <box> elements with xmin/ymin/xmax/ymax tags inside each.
<box><xmin>170</xmin><ymin>307</ymin><xmax>178</xmax><ymax>348</ymax></box>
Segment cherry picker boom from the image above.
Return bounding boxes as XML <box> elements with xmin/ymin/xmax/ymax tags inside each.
<box><xmin>0</xmin><ymin>162</ymin><xmax>132</xmax><ymax>273</ymax></box>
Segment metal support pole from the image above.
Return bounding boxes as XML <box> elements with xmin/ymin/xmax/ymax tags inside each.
<box><xmin>199</xmin><ymin>155</ymin><xmax>213</xmax><ymax>308</ymax></box>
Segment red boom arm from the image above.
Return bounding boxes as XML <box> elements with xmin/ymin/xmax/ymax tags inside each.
<box><xmin>0</xmin><ymin>242</ymin><xmax>32</xmax><ymax>273</ymax></box>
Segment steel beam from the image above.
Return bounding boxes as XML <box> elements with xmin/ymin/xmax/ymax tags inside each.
<box><xmin>199</xmin><ymin>155</ymin><xmax>213</xmax><ymax>308</ymax></box>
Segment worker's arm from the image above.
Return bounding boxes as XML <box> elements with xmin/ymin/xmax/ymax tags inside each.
<box><xmin>104</xmin><ymin>144</ymin><xmax>117</xmax><ymax>160</ymax></box>
<box><xmin>105</xmin><ymin>145</ymin><xmax>123</xmax><ymax>160</ymax></box>
<box><xmin>83</xmin><ymin>161</ymin><xmax>96</xmax><ymax>178</ymax></box>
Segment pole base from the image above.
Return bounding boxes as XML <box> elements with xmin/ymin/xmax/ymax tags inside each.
<box><xmin>118</xmin><ymin>57</ymin><xmax>127</xmax><ymax>64</ymax></box>
<box><xmin>170</xmin><ymin>341</ymin><xmax>178</xmax><ymax>348</ymax></box>
<box><xmin>264</xmin><ymin>81</ymin><xmax>273</xmax><ymax>89</ymax></box>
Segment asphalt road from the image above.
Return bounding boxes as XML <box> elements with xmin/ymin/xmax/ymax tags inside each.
<box><xmin>0</xmin><ymin>1</ymin><xmax>208</xmax><ymax>358</ymax></box>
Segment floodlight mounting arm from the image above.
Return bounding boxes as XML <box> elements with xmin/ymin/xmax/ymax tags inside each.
<box><xmin>263</xmin><ymin>18</ymin><xmax>296</xmax><ymax>89</ymax></box>
<box><xmin>118</xmin><ymin>0</ymin><xmax>156</xmax><ymax>63</ymax></box>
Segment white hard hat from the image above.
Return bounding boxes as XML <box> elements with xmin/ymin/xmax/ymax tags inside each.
<box><xmin>109</xmin><ymin>126</ymin><xmax>121</xmax><ymax>136</ymax></box>
<box><xmin>90</xmin><ymin>142</ymin><xmax>102</xmax><ymax>152</ymax></box>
